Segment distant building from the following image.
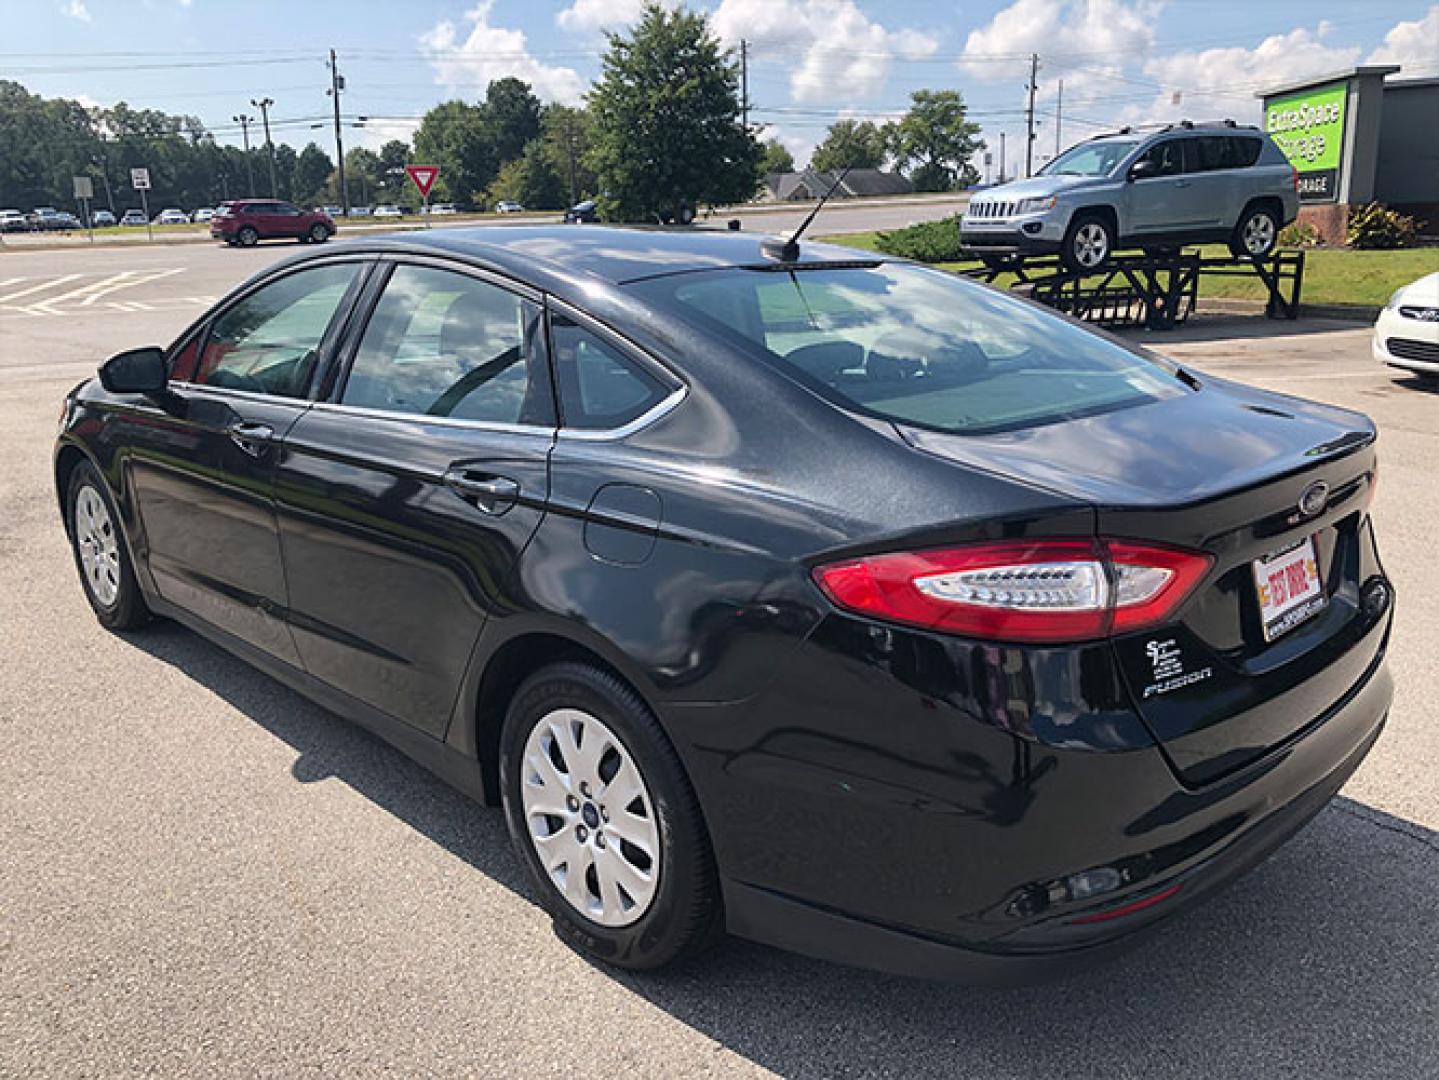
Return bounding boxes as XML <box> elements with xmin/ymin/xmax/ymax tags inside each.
<box><xmin>762</xmin><ymin>168</ymin><xmax>913</xmax><ymax>201</ymax></box>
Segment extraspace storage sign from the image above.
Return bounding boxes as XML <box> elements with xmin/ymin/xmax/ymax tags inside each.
<box><xmin>1264</xmin><ymin>80</ymin><xmax>1348</xmax><ymax>203</ymax></box>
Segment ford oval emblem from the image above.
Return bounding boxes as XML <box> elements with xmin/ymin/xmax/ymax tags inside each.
<box><xmin>1298</xmin><ymin>480</ymin><xmax>1329</xmax><ymax>519</ymax></box>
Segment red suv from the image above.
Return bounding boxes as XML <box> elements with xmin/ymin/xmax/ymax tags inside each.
<box><xmin>211</xmin><ymin>200</ymin><xmax>335</xmax><ymax>247</ymax></box>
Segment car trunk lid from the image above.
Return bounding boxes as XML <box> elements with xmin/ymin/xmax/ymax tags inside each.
<box><xmin>899</xmin><ymin>381</ymin><xmax>1386</xmax><ymax>785</ymax></box>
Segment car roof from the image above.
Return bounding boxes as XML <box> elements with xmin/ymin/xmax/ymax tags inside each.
<box><xmin>351</xmin><ymin>225</ymin><xmax>879</xmax><ymax>286</ymax></box>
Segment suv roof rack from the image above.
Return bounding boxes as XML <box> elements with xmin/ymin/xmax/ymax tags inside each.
<box><xmin>1090</xmin><ymin>118</ymin><xmax>1257</xmax><ymax>141</ymax></box>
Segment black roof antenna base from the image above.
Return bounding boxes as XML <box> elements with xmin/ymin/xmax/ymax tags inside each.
<box><xmin>761</xmin><ymin>167</ymin><xmax>851</xmax><ymax>262</ymax></box>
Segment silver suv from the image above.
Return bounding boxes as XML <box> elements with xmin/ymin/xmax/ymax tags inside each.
<box><xmin>961</xmin><ymin>122</ymin><xmax>1300</xmax><ymax>272</ymax></box>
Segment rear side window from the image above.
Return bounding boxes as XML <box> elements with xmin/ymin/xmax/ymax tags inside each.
<box><xmin>630</xmin><ymin>264</ymin><xmax>1185</xmax><ymax>436</ymax></box>
<box><xmin>551</xmin><ymin>315</ymin><xmax>671</xmax><ymax>430</ymax></box>
<box><xmin>1230</xmin><ymin>137</ymin><xmax>1262</xmax><ymax>167</ymax></box>
<box><xmin>341</xmin><ymin>264</ymin><xmax>551</xmax><ymax>425</ymax></box>
<box><xmin>187</xmin><ymin>262</ymin><xmax>360</xmax><ymax>397</ymax></box>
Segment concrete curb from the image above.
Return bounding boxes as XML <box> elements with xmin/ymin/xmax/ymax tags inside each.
<box><xmin>1200</xmin><ymin>297</ymin><xmax>1381</xmax><ymax>323</ymax></box>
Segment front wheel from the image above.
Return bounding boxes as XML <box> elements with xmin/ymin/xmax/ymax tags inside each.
<box><xmin>500</xmin><ymin>661</ymin><xmax>722</xmax><ymax>971</ymax></box>
<box><xmin>1061</xmin><ymin>214</ymin><xmax>1113</xmax><ymax>273</ymax></box>
<box><xmin>236</xmin><ymin>226</ymin><xmax>259</xmax><ymax>247</ymax></box>
<box><xmin>308</xmin><ymin>223</ymin><xmax>329</xmax><ymax>244</ymax></box>
<box><xmin>67</xmin><ymin>461</ymin><xmax>150</xmax><ymax>631</ymax></box>
<box><xmin>1230</xmin><ymin>204</ymin><xmax>1279</xmax><ymax>259</ymax></box>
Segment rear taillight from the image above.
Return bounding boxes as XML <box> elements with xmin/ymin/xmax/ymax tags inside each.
<box><xmin>813</xmin><ymin>538</ymin><xmax>1213</xmax><ymax>644</ymax></box>
<box><xmin>1290</xmin><ymin>165</ymin><xmax>1299</xmax><ymax>193</ymax></box>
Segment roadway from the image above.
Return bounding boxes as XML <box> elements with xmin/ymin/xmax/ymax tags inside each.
<box><xmin>1</xmin><ymin>244</ymin><xmax>1435</xmax><ymax>1078</ymax></box>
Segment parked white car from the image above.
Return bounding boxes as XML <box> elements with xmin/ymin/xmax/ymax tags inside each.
<box><xmin>1374</xmin><ymin>272</ymin><xmax>1439</xmax><ymax>380</ymax></box>
<box><xmin>191</xmin><ymin>208</ymin><xmax>215</xmax><ymax>224</ymax></box>
<box><xmin>154</xmin><ymin>208</ymin><xmax>190</xmax><ymax>225</ymax></box>
<box><xmin>373</xmin><ymin>204</ymin><xmax>403</xmax><ymax>219</ymax></box>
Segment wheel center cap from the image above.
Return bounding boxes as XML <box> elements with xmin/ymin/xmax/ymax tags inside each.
<box><xmin>581</xmin><ymin>803</ymin><xmax>600</xmax><ymax>829</ymax></box>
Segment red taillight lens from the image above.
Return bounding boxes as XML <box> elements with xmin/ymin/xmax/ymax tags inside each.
<box><xmin>813</xmin><ymin>538</ymin><xmax>1213</xmax><ymax>644</ymax></box>
<box><xmin>1291</xmin><ymin>165</ymin><xmax>1299</xmax><ymax>193</ymax></box>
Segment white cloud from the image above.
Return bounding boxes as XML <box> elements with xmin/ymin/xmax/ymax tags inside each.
<box><xmin>60</xmin><ymin>0</ymin><xmax>91</xmax><ymax>21</ymax></box>
<box><xmin>711</xmin><ymin>0</ymin><xmax>938</xmax><ymax>104</ymax></box>
<box><xmin>1367</xmin><ymin>6</ymin><xmax>1439</xmax><ymax>74</ymax></box>
<box><xmin>556</xmin><ymin>0</ymin><xmax>647</xmax><ymax>34</ymax></box>
<box><xmin>421</xmin><ymin>1</ymin><xmax>586</xmax><ymax>104</ymax></box>
<box><xmin>1134</xmin><ymin>26</ymin><xmax>1361</xmax><ymax>126</ymax></box>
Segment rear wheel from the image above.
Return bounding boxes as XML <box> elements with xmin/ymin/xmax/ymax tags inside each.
<box><xmin>500</xmin><ymin>661</ymin><xmax>722</xmax><ymax>970</ymax></box>
<box><xmin>1061</xmin><ymin>213</ymin><xmax>1113</xmax><ymax>273</ymax></box>
<box><xmin>1230</xmin><ymin>204</ymin><xmax>1279</xmax><ymax>259</ymax></box>
<box><xmin>67</xmin><ymin>461</ymin><xmax>150</xmax><ymax>631</ymax></box>
<box><xmin>236</xmin><ymin>225</ymin><xmax>259</xmax><ymax>247</ymax></box>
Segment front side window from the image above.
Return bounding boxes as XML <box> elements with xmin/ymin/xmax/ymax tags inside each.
<box><xmin>630</xmin><ymin>264</ymin><xmax>1185</xmax><ymax>436</ymax></box>
<box><xmin>183</xmin><ymin>262</ymin><xmax>361</xmax><ymax>397</ymax></box>
<box><xmin>341</xmin><ymin>264</ymin><xmax>550</xmax><ymax>425</ymax></box>
<box><xmin>1133</xmin><ymin>139</ymin><xmax>1187</xmax><ymax>177</ymax></box>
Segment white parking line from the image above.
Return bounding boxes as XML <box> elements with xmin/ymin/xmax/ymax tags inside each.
<box><xmin>79</xmin><ymin>267</ymin><xmax>184</xmax><ymax>306</ymax></box>
<box><xmin>0</xmin><ymin>274</ymin><xmax>81</xmax><ymax>305</ymax></box>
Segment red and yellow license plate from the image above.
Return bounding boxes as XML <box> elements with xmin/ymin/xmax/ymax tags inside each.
<box><xmin>1252</xmin><ymin>536</ymin><xmax>1326</xmax><ymax>641</ymax></box>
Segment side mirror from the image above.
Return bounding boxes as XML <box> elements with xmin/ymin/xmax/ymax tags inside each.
<box><xmin>1128</xmin><ymin>159</ymin><xmax>1158</xmax><ymax>182</ymax></box>
<box><xmin>99</xmin><ymin>346</ymin><xmax>168</xmax><ymax>394</ymax></box>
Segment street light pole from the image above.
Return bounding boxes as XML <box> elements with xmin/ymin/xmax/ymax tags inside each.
<box><xmin>233</xmin><ymin>113</ymin><xmax>255</xmax><ymax>195</ymax></box>
<box><xmin>251</xmin><ymin>96</ymin><xmax>278</xmax><ymax>197</ymax></box>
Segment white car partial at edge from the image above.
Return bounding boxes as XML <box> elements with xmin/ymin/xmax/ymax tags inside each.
<box><xmin>1374</xmin><ymin>271</ymin><xmax>1439</xmax><ymax>380</ymax></box>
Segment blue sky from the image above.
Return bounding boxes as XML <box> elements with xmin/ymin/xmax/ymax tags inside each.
<box><xmin>6</xmin><ymin>0</ymin><xmax>1436</xmax><ymax>172</ymax></box>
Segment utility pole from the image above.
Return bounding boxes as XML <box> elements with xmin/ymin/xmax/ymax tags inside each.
<box><xmin>563</xmin><ymin>114</ymin><xmax>579</xmax><ymax>204</ymax></box>
<box><xmin>1024</xmin><ymin>52</ymin><xmax>1039</xmax><ymax>177</ymax></box>
<box><xmin>233</xmin><ymin>113</ymin><xmax>255</xmax><ymax>195</ymax></box>
<box><xmin>328</xmin><ymin>49</ymin><xmax>349</xmax><ymax>217</ymax></box>
<box><xmin>1055</xmin><ymin>79</ymin><xmax>1063</xmax><ymax>158</ymax></box>
<box><xmin>740</xmin><ymin>39</ymin><xmax>749</xmax><ymax>130</ymax></box>
<box><xmin>251</xmin><ymin>96</ymin><xmax>278</xmax><ymax>197</ymax></box>
<box><xmin>999</xmin><ymin>132</ymin><xmax>1006</xmax><ymax>184</ymax></box>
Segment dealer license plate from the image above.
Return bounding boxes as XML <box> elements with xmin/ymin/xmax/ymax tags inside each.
<box><xmin>1252</xmin><ymin>536</ymin><xmax>1326</xmax><ymax>642</ymax></box>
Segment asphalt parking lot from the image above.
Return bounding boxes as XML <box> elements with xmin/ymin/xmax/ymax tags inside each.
<box><xmin>2</xmin><ymin>242</ymin><xmax>1436</xmax><ymax>1079</ymax></box>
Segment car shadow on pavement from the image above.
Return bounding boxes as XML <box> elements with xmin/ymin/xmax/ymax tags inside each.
<box><xmin>130</xmin><ymin>622</ymin><xmax>1439</xmax><ymax>1080</ymax></box>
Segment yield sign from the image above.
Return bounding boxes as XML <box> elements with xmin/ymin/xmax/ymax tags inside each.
<box><xmin>405</xmin><ymin>165</ymin><xmax>439</xmax><ymax>198</ymax></box>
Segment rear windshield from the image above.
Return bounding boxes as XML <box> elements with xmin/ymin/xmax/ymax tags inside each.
<box><xmin>628</xmin><ymin>263</ymin><xmax>1184</xmax><ymax>435</ymax></box>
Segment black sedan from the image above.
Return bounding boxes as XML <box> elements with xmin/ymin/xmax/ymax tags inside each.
<box><xmin>55</xmin><ymin>227</ymin><xmax>1392</xmax><ymax>981</ymax></box>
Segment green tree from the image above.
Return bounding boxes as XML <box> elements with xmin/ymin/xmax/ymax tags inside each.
<box><xmin>483</xmin><ymin>77</ymin><xmax>543</xmax><ymax>166</ymax></box>
<box><xmin>413</xmin><ymin>99</ymin><xmax>494</xmax><ymax>205</ymax></box>
<box><xmin>811</xmin><ymin>120</ymin><xmax>886</xmax><ymax>172</ymax></box>
<box><xmin>291</xmin><ymin>142</ymin><xmax>334</xmax><ymax>206</ymax></box>
<box><xmin>486</xmin><ymin>139</ymin><xmax>568</xmax><ymax>210</ymax></box>
<box><xmin>759</xmin><ymin>138</ymin><xmax>795</xmax><ymax>175</ymax></box>
<box><xmin>586</xmin><ymin>3</ymin><xmax>760</xmax><ymax>222</ymax></box>
<box><xmin>885</xmin><ymin>90</ymin><xmax>981</xmax><ymax>192</ymax></box>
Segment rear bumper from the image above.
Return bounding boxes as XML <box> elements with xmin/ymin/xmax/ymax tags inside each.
<box><xmin>717</xmin><ymin>652</ymin><xmax>1389</xmax><ymax>983</ymax></box>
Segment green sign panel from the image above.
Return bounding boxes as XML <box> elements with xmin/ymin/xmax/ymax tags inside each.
<box><xmin>1264</xmin><ymin>80</ymin><xmax>1348</xmax><ymax>203</ymax></box>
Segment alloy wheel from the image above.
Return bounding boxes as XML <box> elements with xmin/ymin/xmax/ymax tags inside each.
<box><xmin>1073</xmin><ymin>222</ymin><xmax>1109</xmax><ymax>268</ymax></box>
<box><xmin>74</xmin><ymin>484</ymin><xmax>120</xmax><ymax>607</ymax></box>
<box><xmin>1243</xmin><ymin>213</ymin><xmax>1275</xmax><ymax>255</ymax></box>
<box><xmin>520</xmin><ymin>707</ymin><xmax>661</xmax><ymax>927</ymax></box>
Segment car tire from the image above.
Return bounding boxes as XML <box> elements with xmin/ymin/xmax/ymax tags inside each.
<box><xmin>499</xmin><ymin>660</ymin><xmax>723</xmax><ymax>971</ymax></box>
<box><xmin>236</xmin><ymin>226</ymin><xmax>259</xmax><ymax>247</ymax></box>
<box><xmin>1061</xmin><ymin>213</ymin><xmax>1113</xmax><ymax>273</ymax></box>
<box><xmin>308</xmin><ymin>224</ymin><xmax>328</xmax><ymax>244</ymax></box>
<box><xmin>1230</xmin><ymin>204</ymin><xmax>1279</xmax><ymax>260</ymax></box>
<box><xmin>66</xmin><ymin>460</ymin><xmax>151</xmax><ymax>632</ymax></box>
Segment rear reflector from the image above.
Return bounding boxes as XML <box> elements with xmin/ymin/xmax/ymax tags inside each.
<box><xmin>1066</xmin><ymin>882</ymin><xmax>1183</xmax><ymax>925</ymax></box>
<box><xmin>813</xmin><ymin>538</ymin><xmax>1213</xmax><ymax>643</ymax></box>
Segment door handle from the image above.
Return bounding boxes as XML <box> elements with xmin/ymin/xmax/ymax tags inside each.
<box><xmin>443</xmin><ymin>469</ymin><xmax>520</xmax><ymax>515</ymax></box>
<box><xmin>227</xmin><ymin>421</ymin><xmax>274</xmax><ymax>457</ymax></box>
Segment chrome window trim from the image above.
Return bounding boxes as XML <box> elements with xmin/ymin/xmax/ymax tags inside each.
<box><xmin>168</xmin><ymin>380</ymin><xmax>312</xmax><ymax>407</ymax></box>
<box><xmin>556</xmin><ymin>384</ymin><xmax>687</xmax><ymax>442</ymax></box>
<box><xmin>371</xmin><ymin>251</ymin><xmax>544</xmax><ymax>304</ymax></box>
<box><xmin>306</xmin><ymin>399</ymin><xmax>556</xmax><ymax>437</ymax></box>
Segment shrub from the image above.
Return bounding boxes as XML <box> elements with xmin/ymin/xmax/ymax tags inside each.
<box><xmin>1277</xmin><ymin>221</ymin><xmax>1320</xmax><ymax>247</ymax></box>
<box><xmin>873</xmin><ymin>215</ymin><xmax>965</xmax><ymax>262</ymax></box>
<box><xmin>1347</xmin><ymin>202</ymin><xmax>1420</xmax><ymax>249</ymax></box>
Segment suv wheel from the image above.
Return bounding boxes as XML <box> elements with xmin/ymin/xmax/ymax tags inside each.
<box><xmin>1062</xmin><ymin>214</ymin><xmax>1113</xmax><ymax>273</ymax></box>
<box><xmin>1231</xmin><ymin>204</ymin><xmax>1279</xmax><ymax>259</ymax></box>
<box><xmin>236</xmin><ymin>226</ymin><xmax>259</xmax><ymax>247</ymax></box>
<box><xmin>500</xmin><ymin>661</ymin><xmax>722</xmax><ymax>971</ymax></box>
<box><xmin>307</xmin><ymin>223</ymin><xmax>329</xmax><ymax>244</ymax></box>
